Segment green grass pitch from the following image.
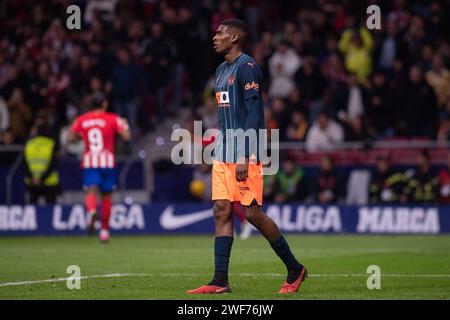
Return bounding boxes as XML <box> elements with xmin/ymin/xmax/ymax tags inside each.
<box><xmin>0</xmin><ymin>235</ymin><xmax>449</xmax><ymax>299</ymax></box>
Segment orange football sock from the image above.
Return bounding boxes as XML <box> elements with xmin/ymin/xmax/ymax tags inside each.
<box><xmin>85</xmin><ymin>193</ymin><xmax>97</xmax><ymax>214</ymax></box>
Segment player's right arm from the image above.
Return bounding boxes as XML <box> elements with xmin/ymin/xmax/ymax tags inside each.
<box><xmin>68</xmin><ymin>117</ymin><xmax>82</xmax><ymax>143</ymax></box>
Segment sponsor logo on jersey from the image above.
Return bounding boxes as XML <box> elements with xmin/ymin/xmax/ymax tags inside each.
<box><xmin>244</xmin><ymin>81</ymin><xmax>259</xmax><ymax>91</ymax></box>
<box><xmin>216</xmin><ymin>91</ymin><xmax>230</xmax><ymax>107</ymax></box>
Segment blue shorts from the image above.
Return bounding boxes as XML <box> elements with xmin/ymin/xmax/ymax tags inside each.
<box><xmin>82</xmin><ymin>168</ymin><xmax>117</xmax><ymax>193</ymax></box>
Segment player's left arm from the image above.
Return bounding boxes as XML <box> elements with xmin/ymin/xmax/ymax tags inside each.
<box><xmin>236</xmin><ymin>61</ymin><xmax>263</xmax><ymax>181</ymax></box>
<box><xmin>115</xmin><ymin>116</ymin><xmax>131</xmax><ymax>141</ymax></box>
<box><xmin>67</xmin><ymin>130</ymin><xmax>81</xmax><ymax>143</ymax></box>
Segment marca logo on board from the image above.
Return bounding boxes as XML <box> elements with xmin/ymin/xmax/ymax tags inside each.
<box><xmin>357</xmin><ymin>207</ymin><xmax>440</xmax><ymax>234</ymax></box>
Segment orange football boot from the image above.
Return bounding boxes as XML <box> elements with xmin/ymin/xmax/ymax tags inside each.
<box><xmin>187</xmin><ymin>284</ymin><xmax>231</xmax><ymax>294</ymax></box>
<box><xmin>279</xmin><ymin>267</ymin><xmax>308</xmax><ymax>294</ymax></box>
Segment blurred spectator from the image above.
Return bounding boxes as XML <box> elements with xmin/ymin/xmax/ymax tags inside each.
<box><xmin>336</xmin><ymin>73</ymin><xmax>367</xmax><ymax>131</ymax></box>
<box><xmin>313</xmin><ymin>155</ymin><xmax>346</xmax><ymax>204</ymax></box>
<box><xmin>401</xmin><ymin>65</ymin><xmax>437</xmax><ymax>137</ymax></box>
<box><xmin>0</xmin><ymin>129</ymin><xmax>21</xmax><ymax>164</ymax></box>
<box><xmin>367</xmin><ymin>70</ymin><xmax>395</xmax><ymax>138</ymax></box>
<box><xmin>438</xmin><ymin>154</ymin><xmax>450</xmax><ymax>204</ymax></box>
<box><xmin>263</xmin><ymin>173</ymin><xmax>276</xmax><ymax>202</ymax></box>
<box><xmin>112</xmin><ymin>47</ymin><xmax>142</xmax><ymax>138</ymax></box>
<box><xmin>0</xmin><ymin>96</ymin><xmax>9</xmax><ymax>133</ymax></box>
<box><xmin>199</xmin><ymin>94</ymin><xmax>218</xmax><ymax>131</ymax></box>
<box><xmin>270</xmin><ymin>97</ymin><xmax>289</xmax><ymax>141</ymax></box>
<box><xmin>286</xmin><ymin>88</ymin><xmax>307</xmax><ymax>115</ymax></box>
<box><xmin>286</xmin><ymin>110</ymin><xmax>309</xmax><ymax>142</ymax></box>
<box><xmin>437</xmin><ymin>97</ymin><xmax>450</xmax><ymax>142</ymax></box>
<box><xmin>369</xmin><ymin>156</ymin><xmax>405</xmax><ymax>203</ymax></box>
<box><xmin>425</xmin><ymin>54</ymin><xmax>450</xmax><ymax>108</ymax></box>
<box><xmin>403</xmin><ymin>15</ymin><xmax>427</xmax><ymax>64</ymax></box>
<box><xmin>85</xmin><ymin>0</ymin><xmax>118</xmax><ymax>25</ymax></box>
<box><xmin>403</xmin><ymin>151</ymin><xmax>440</xmax><ymax>204</ymax></box>
<box><xmin>344</xmin><ymin>115</ymin><xmax>370</xmax><ymax>142</ymax></box>
<box><xmin>321</xmin><ymin>53</ymin><xmax>347</xmax><ymax>86</ymax></box>
<box><xmin>24</xmin><ymin>119</ymin><xmax>61</xmax><ymax>204</ymax></box>
<box><xmin>306</xmin><ymin>112</ymin><xmax>344</xmax><ymax>151</ymax></box>
<box><xmin>376</xmin><ymin>21</ymin><xmax>404</xmax><ymax>70</ymax></box>
<box><xmin>0</xmin><ymin>130</ymin><xmax>16</xmax><ymax>145</ymax></box>
<box><xmin>244</xmin><ymin>0</ymin><xmax>260</xmax><ymax>44</ymax></box>
<box><xmin>212</xmin><ymin>0</ymin><xmax>236</xmax><ymax>32</ymax></box>
<box><xmin>273</xmin><ymin>158</ymin><xmax>309</xmax><ymax>203</ymax></box>
<box><xmin>338</xmin><ymin>26</ymin><xmax>374</xmax><ymax>83</ymax></box>
<box><xmin>142</xmin><ymin>21</ymin><xmax>176</xmax><ymax>120</ymax></box>
<box><xmin>189</xmin><ymin>163</ymin><xmax>212</xmax><ymax>202</ymax></box>
<box><xmin>294</xmin><ymin>58</ymin><xmax>326</xmax><ymax>119</ymax></box>
<box><xmin>7</xmin><ymin>88</ymin><xmax>32</xmax><ymax>143</ymax></box>
<box><xmin>387</xmin><ymin>0</ymin><xmax>409</xmax><ymax>31</ymax></box>
<box><xmin>268</xmin><ymin>40</ymin><xmax>302</xmax><ymax>98</ymax></box>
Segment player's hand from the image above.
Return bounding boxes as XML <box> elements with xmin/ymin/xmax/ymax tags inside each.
<box><xmin>236</xmin><ymin>162</ymin><xmax>248</xmax><ymax>182</ymax></box>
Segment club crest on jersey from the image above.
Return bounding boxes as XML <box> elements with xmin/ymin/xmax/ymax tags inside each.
<box><xmin>216</xmin><ymin>91</ymin><xmax>230</xmax><ymax>107</ymax></box>
<box><xmin>227</xmin><ymin>75</ymin><xmax>235</xmax><ymax>86</ymax></box>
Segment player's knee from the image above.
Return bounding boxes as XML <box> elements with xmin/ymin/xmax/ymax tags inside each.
<box><xmin>213</xmin><ymin>201</ymin><xmax>232</xmax><ymax>222</ymax></box>
<box><xmin>101</xmin><ymin>192</ymin><xmax>111</xmax><ymax>199</ymax></box>
<box><xmin>86</xmin><ymin>186</ymin><xmax>99</xmax><ymax>194</ymax></box>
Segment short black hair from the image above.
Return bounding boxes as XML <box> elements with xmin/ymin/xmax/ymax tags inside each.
<box><xmin>221</xmin><ymin>18</ymin><xmax>247</xmax><ymax>45</ymax></box>
<box><xmin>91</xmin><ymin>91</ymin><xmax>106</xmax><ymax>109</ymax></box>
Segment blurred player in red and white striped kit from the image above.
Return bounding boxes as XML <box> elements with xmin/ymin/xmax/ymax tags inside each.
<box><xmin>68</xmin><ymin>92</ymin><xmax>131</xmax><ymax>243</ymax></box>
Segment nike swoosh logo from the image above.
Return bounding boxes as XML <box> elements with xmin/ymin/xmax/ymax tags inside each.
<box><xmin>159</xmin><ymin>205</ymin><xmax>213</xmax><ymax>230</ymax></box>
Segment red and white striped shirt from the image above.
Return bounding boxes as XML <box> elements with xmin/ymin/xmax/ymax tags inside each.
<box><xmin>71</xmin><ymin>111</ymin><xmax>128</xmax><ymax>169</ymax></box>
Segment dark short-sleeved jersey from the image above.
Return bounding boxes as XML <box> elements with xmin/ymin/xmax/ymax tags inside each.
<box><xmin>214</xmin><ymin>53</ymin><xmax>265</xmax><ymax>163</ymax></box>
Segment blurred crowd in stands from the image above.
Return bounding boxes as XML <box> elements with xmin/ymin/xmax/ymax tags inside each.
<box><xmin>0</xmin><ymin>0</ymin><xmax>449</xmax><ymax>154</ymax></box>
<box><xmin>189</xmin><ymin>151</ymin><xmax>450</xmax><ymax>204</ymax></box>
<box><xmin>1</xmin><ymin>0</ymin><xmax>450</xmax><ymax>205</ymax></box>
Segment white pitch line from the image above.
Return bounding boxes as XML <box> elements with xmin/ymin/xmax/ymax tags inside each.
<box><xmin>1</xmin><ymin>273</ymin><xmax>450</xmax><ymax>288</ymax></box>
<box><xmin>0</xmin><ymin>273</ymin><xmax>148</xmax><ymax>288</ymax></box>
